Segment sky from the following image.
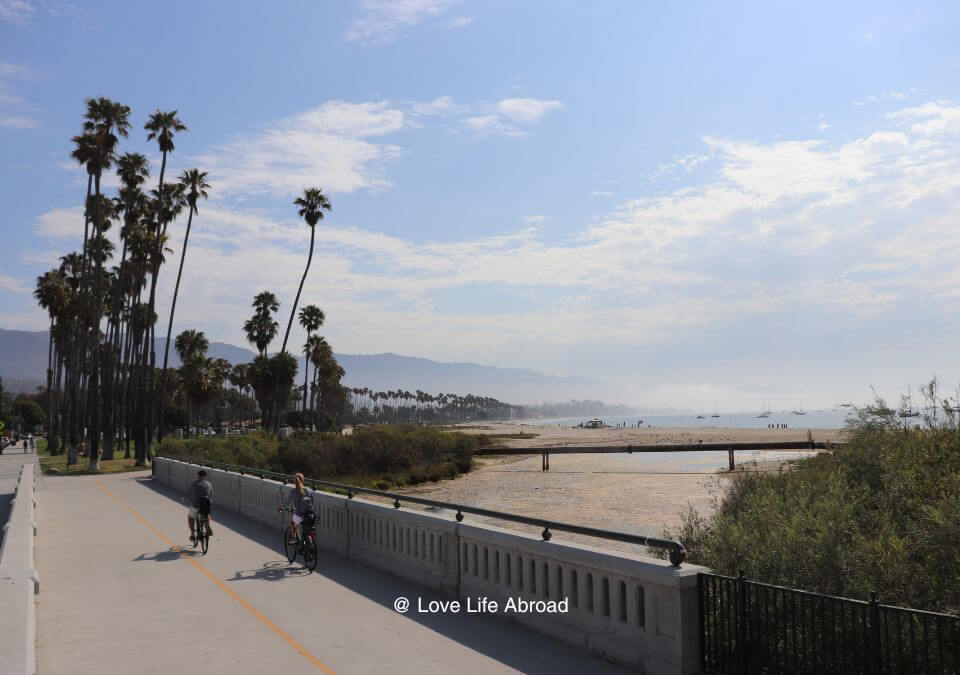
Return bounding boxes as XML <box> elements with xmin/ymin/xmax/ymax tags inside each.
<box><xmin>2</xmin><ymin>0</ymin><xmax>960</xmax><ymax>411</ymax></box>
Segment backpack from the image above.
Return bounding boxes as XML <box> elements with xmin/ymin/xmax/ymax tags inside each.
<box><xmin>198</xmin><ymin>495</ymin><xmax>212</xmax><ymax>515</ymax></box>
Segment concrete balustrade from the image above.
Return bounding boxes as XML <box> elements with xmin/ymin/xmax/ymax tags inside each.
<box><xmin>154</xmin><ymin>457</ymin><xmax>705</xmax><ymax>674</ymax></box>
<box><xmin>0</xmin><ymin>463</ymin><xmax>39</xmax><ymax>675</ymax></box>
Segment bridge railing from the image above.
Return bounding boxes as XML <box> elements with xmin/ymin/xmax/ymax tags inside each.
<box><xmin>154</xmin><ymin>455</ymin><xmax>705</xmax><ymax>674</ymax></box>
<box><xmin>0</xmin><ymin>463</ymin><xmax>39</xmax><ymax>675</ymax></box>
<box><xmin>157</xmin><ymin>453</ymin><xmax>687</xmax><ymax>566</ymax></box>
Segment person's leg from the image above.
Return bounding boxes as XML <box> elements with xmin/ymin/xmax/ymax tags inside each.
<box><xmin>188</xmin><ymin>516</ymin><xmax>195</xmax><ymax>539</ymax></box>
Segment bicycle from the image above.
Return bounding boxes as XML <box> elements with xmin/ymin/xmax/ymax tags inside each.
<box><xmin>193</xmin><ymin>509</ymin><xmax>211</xmax><ymax>555</ymax></box>
<box><xmin>279</xmin><ymin>507</ymin><xmax>318</xmax><ymax>572</ymax></box>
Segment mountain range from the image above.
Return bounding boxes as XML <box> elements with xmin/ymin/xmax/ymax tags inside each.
<box><xmin>0</xmin><ymin>328</ymin><xmax>619</xmax><ymax>405</ymax></box>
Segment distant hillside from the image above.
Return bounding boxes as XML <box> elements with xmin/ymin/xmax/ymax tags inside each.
<box><xmin>0</xmin><ymin>328</ymin><xmax>616</xmax><ymax>404</ymax></box>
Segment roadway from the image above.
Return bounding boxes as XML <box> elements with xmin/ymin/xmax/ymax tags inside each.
<box><xmin>36</xmin><ymin>471</ymin><xmax>632</xmax><ymax>674</ymax></box>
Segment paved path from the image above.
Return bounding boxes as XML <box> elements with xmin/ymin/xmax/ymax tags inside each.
<box><xmin>37</xmin><ymin>472</ymin><xmax>631</xmax><ymax>674</ymax></box>
<box><xmin>0</xmin><ymin>445</ymin><xmax>35</xmax><ymax>548</ymax></box>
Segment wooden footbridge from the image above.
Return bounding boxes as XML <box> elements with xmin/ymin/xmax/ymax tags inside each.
<box><xmin>477</xmin><ymin>440</ymin><xmax>833</xmax><ymax>471</ymax></box>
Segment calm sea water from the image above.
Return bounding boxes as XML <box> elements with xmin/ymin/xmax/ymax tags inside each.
<box><xmin>527</xmin><ymin>408</ymin><xmax>854</xmax><ymax>429</ymax></box>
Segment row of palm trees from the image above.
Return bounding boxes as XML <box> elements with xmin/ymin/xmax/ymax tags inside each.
<box><xmin>33</xmin><ymin>97</ymin><xmax>335</xmax><ymax>466</ymax></box>
<box><xmin>34</xmin><ymin>99</ymin><xmax>200</xmax><ymax>468</ymax></box>
<box><xmin>346</xmin><ymin>388</ymin><xmax>525</xmax><ymax>424</ymax></box>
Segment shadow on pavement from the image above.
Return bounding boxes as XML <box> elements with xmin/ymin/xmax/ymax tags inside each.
<box><xmin>136</xmin><ymin>475</ymin><xmax>627</xmax><ymax>674</ymax></box>
<box><xmin>134</xmin><ymin>546</ymin><xmax>201</xmax><ymax>562</ymax></box>
<box><xmin>229</xmin><ymin>559</ymin><xmax>312</xmax><ymax>582</ymax></box>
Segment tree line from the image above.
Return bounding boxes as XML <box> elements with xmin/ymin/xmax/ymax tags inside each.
<box><xmin>33</xmin><ymin>97</ymin><xmax>340</xmax><ymax>468</ymax></box>
<box><xmin>345</xmin><ymin>388</ymin><xmax>525</xmax><ymax>424</ymax></box>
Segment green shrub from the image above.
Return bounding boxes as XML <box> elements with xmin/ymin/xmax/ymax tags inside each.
<box><xmin>659</xmin><ymin>394</ymin><xmax>960</xmax><ymax>614</ymax></box>
<box><xmin>158</xmin><ymin>425</ymin><xmax>477</xmax><ymax>486</ymax></box>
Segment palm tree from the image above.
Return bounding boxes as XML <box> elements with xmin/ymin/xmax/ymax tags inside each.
<box><xmin>143</xmin><ymin>110</ymin><xmax>186</xmax><ymax>463</ymax></box>
<box><xmin>34</xmin><ymin>269</ymin><xmax>69</xmax><ymax>454</ymax></box>
<box><xmin>243</xmin><ymin>291</ymin><xmax>279</xmax><ymax>357</ymax></box>
<box><xmin>83</xmin><ymin>97</ymin><xmax>131</xmax><ymax>470</ymax></box>
<box><xmin>144</xmin><ymin>111</ymin><xmax>187</xmax><ymax>206</ymax></box>
<box><xmin>161</xmin><ymin>169</ymin><xmax>210</xmax><ymax>375</ymax></box>
<box><xmin>174</xmin><ymin>329</ymin><xmax>209</xmax><ymax>363</ymax></box>
<box><xmin>281</xmin><ymin>188</ymin><xmax>331</xmax><ymax>354</ymax></box>
<box><xmin>297</xmin><ymin>304</ymin><xmax>325</xmax><ymax>425</ymax></box>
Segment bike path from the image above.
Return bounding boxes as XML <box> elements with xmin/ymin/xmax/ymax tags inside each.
<box><xmin>36</xmin><ymin>471</ymin><xmax>631</xmax><ymax>674</ymax></box>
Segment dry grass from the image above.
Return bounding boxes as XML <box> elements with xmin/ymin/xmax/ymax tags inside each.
<box><xmin>39</xmin><ymin>453</ymin><xmax>150</xmax><ymax>476</ymax></box>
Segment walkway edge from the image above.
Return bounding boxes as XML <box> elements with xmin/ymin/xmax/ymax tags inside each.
<box><xmin>0</xmin><ymin>463</ymin><xmax>39</xmax><ymax>675</ymax></box>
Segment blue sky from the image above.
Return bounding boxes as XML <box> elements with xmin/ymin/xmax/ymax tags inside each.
<box><xmin>2</xmin><ymin>0</ymin><xmax>960</xmax><ymax>409</ymax></box>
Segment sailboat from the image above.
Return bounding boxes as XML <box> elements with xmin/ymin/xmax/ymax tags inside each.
<box><xmin>898</xmin><ymin>387</ymin><xmax>920</xmax><ymax>418</ymax></box>
<box><xmin>756</xmin><ymin>401</ymin><xmax>771</xmax><ymax>418</ymax></box>
<box><xmin>711</xmin><ymin>402</ymin><xmax>720</xmax><ymax>418</ymax></box>
<box><xmin>696</xmin><ymin>405</ymin><xmax>705</xmax><ymax>420</ymax></box>
<box><xmin>792</xmin><ymin>401</ymin><xmax>807</xmax><ymax>415</ymax></box>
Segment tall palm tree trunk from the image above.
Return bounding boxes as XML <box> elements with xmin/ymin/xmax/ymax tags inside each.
<box><xmin>158</xmin><ymin>206</ymin><xmax>194</xmax><ymax>442</ymax></box>
<box><xmin>281</xmin><ymin>226</ymin><xmax>315</xmax><ymax>354</ymax></box>
<box><xmin>87</xmin><ymin>171</ymin><xmax>106</xmax><ymax>471</ymax></box>
<box><xmin>273</xmin><ymin>226</ymin><xmax>316</xmax><ymax>431</ymax></box>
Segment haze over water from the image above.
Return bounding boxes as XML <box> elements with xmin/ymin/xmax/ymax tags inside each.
<box><xmin>534</xmin><ymin>408</ymin><xmax>852</xmax><ymax>430</ymax></box>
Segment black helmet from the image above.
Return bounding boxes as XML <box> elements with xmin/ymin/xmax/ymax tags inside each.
<box><xmin>198</xmin><ymin>469</ymin><xmax>208</xmax><ymax>477</ymax></box>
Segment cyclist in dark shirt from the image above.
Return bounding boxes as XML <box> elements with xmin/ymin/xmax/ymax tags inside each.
<box><xmin>181</xmin><ymin>469</ymin><xmax>214</xmax><ymax>544</ymax></box>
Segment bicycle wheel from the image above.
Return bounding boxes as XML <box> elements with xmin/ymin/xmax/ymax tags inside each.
<box><xmin>199</xmin><ymin>520</ymin><xmax>209</xmax><ymax>555</ymax></box>
<box><xmin>304</xmin><ymin>534</ymin><xmax>319</xmax><ymax>572</ymax></box>
<box><xmin>283</xmin><ymin>524</ymin><xmax>297</xmax><ymax>563</ymax></box>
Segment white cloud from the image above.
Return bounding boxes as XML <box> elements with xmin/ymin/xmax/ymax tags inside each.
<box><xmin>0</xmin><ymin>114</ymin><xmax>36</xmax><ymax>128</ymax></box>
<box><xmin>496</xmin><ymin>98</ymin><xmax>564</xmax><ymax>123</ymax></box>
<box><xmin>464</xmin><ymin>97</ymin><xmax>564</xmax><ymax>137</ymax></box>
<box><xmin>0</xmin><ymin>274</ymin><xmax>29</xmax><ymax>294</ymax></box>
<box><xmin>446</xmin><ymin>16</ymin><xmax>474</xmax><ymax>28</ymax></box>
<box><xmin>464</xmin><ymin>114</ymin><xmax>526</xmax><ymax>138</ymax></box>
<box><xmin>854</xmin><ymin>90</ymin><xmax>908</xmax><ymax>106</ymax></box>
<box><xmin>407</xmin><ymin>95</ymin><xmax>466</xmax><ymax>117</ymax></box>
<box><xmin>35</xmin><ymin>207</ymin><xmax>83</xmax><ymax>241</ymax></box>
<box><xmin>193</xmin><ymin>101</ymin><xmax>408</xmax><ymax>197</ymax></box>
<box><xmin>590</xmin><ymin>190</ymin><xmax>613</xmax><ymax>197</ymax></box>
<box><xmin>0</xmin><ymin>61</ymin><xmax>34</xmax><ymax>129</ymax></box>
<box><xmin>344</xmin><ymin>0</ymin><xmax>461</xmax><ymax>45</ymax></box>
<box><xmin>522</xmin><ymin>215</ymin><xmax>546</xmax><ymax>224</ymax></box>
<box><xmin>886</xmin><ymin>101</ymin><xmax>960</xmax><ymax>136</ymax></box>
<box><xmin>0</xmin><ymin>0</ymin><xmax>34</xmax><ymax>23</ymax></box>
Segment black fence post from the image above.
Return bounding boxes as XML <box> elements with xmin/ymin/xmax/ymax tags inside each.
<box><xmin>697</xmin><ymin>573</ymin><xmax>707</xmax><ymax>672</ymax></box>
<box><xmin>737</xmin><ymin>570</ymin><xmax>749</xmax><ymax>673</ymax></box>
<box><xmin>869</xmin><ymin>591</ymin><xmax>882</xmax><ymax>675</ymax></box>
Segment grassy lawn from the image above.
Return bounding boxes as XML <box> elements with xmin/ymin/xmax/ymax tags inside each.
<box><xmin>39</xmin><ymin>452</ymin><xmax>150</xmax><ymax>476</ymax></box>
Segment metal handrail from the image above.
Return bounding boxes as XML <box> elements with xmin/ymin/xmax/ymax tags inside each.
<box><xmin>156</xmin><ymin>453</ymin><xmax>687</xmax><ymax>566</ymax></box>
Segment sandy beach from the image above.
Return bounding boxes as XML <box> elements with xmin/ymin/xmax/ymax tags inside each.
<box><xmin>385</xmin><ymin>423</ymin><xmax>842</xmax><ymax>556</ymax></box>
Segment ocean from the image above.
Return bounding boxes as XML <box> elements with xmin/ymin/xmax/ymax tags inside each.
<box><xmin>526</xmin><ymin>408</ymin><xmax>854</xmax><ymax>429</ymax></box>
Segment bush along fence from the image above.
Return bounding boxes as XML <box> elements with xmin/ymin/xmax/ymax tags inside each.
<box><xmin>700</xmin><ymin>571</ymin><xmax>960</xmax><ymax>674</ymax></box>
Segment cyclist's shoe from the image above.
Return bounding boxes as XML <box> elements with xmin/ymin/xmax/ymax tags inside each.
<box><xmin>190</xmin><ymin>534</ymin><xmax>197</xmax><ymax>545</ymax></box>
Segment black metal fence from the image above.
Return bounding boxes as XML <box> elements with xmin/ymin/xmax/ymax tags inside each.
<box><xmin>700</xmin><ymin>572</ymin><xmax>960</xmax><ymax>674</ymax></box>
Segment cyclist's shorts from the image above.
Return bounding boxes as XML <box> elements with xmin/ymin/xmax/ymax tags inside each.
<box><xmin>187</xmin><ymin>506</ymin><xmax>200</xmax><ymax>518</ymax></box>
<box><xmin>292</xmin><ymin>513</ymin><xmax>304</xmax><ymax>525</ymax></box>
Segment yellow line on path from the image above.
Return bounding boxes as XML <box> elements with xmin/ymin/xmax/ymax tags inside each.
<box><xmin>95</xmin><ymin>478</ymin><xmax>335</xmax><ymax>674</ymax></box>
